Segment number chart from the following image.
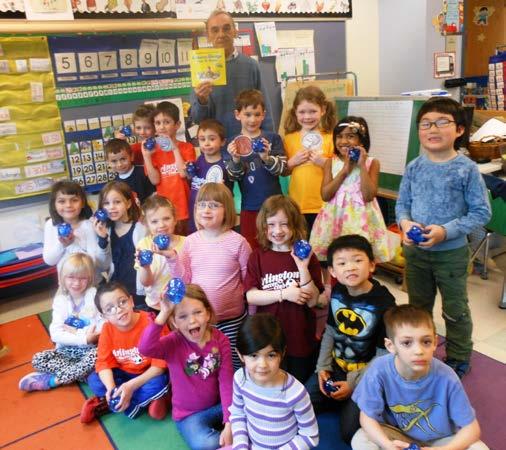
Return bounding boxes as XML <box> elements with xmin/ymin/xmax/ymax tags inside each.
<box><xmin>49</xmin><ymin>32</ymin><xmax>194</xmax><ymax>191</ymax></box>
<box><xmin>48</xmin><ymin>33</ymin><xmax>193</xmax><ymax>90</ymax></box>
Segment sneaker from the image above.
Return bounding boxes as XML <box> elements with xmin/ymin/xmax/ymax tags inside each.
<box><xmin>445</xmin><ymin>358</ymin><xmax>471</xmax><ymax>379</ymax></box>
<box><xmin>19</xmin><ymin>372</ymin><xmax>53</xmax><ymax>391</ymax></box>
<box><xmin>80</xmin><ymin>396</ymin><xmax>109</xmax><ymax>424</ymax></box>
<box><xmin>148</xmin><ymin>395</ymin><xmax>168</xmax><ymax>420</ymax></box>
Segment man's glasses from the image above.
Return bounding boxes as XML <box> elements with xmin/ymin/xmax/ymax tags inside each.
<box><xmin>196</xmin><ymin>201</ymin><xmax>223</xmax><ymax>210</ymax></box>
<box><xmin>102</xmin><ymin>298</ymin><xmax>130</xmax><ymax>316</ymax></box>
<box><xmin>418</xmin><ymin>118</ymin><xmax>456</xmax><ymax>130</ymax></box>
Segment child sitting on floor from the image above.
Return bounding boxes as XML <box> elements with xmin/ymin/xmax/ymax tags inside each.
<box><xmin>351</xmin><ymin>304</ymin><xmax>488</xmax><ymax>450</ymax></box>
<box><xmin>80</xmin><ymin>281</ymin><xmax>169</xmax><ymax>423</ymax></box>
<box><xmin>19</xmin><ymin>253</ymin><xmax>102</xmax><ymax>392</ymax></box>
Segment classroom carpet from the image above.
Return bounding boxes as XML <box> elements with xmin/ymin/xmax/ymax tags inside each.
<box><xmin>1</xmin><ymin>313</ymin><xmax>503</xmax><ymax>450</ymax></box>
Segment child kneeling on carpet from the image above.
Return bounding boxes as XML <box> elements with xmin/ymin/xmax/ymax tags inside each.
<box><xmin>81</xmin><ymin>281</ymin><xmax>169</xmax><ymax>423</ymax></box>
<box><xmin>20</xmin><ymin>253</ymin><xmax>103</xmax><ymax>392</ymax></box>
<box><xmin>351</xmin><ymin>304</ymin><xmax>488</xmax><ymax>450</ymax></box>
<box><xmin>139</xmin><ymin>284</ymin><xmax>233</xmax><ymax>450</ymax></box>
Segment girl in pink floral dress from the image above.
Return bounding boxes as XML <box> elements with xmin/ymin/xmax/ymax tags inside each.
<box><xmin>310</xmin><ymin>116</ymin><xmax>392</xmax><ymax>265</ymax></box>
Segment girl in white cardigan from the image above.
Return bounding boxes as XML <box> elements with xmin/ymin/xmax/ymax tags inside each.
<box><xmin>43</xmin><ymin>180</ymin><xmax>110</xmax><ymax>282</ymax></box>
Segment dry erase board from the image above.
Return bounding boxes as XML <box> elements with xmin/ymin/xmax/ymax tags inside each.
<box><xmin>335</xmin><ymin>97</ymin><xmax>425</xmax><ymax>191</ymax></box>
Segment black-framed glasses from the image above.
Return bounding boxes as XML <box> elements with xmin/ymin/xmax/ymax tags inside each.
<box><xmin>103</xmin><ymin>298</ymin><xmax>130</xmax><ymax>316</ymax></box>
<box><xmin>418</xmin><ymin>118</ymin><xmax>456</xmax><ymax>130</ymax></box>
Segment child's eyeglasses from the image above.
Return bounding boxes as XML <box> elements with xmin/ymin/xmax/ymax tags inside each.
<box><xmin>103</xmin><ymin>298</ymin><xmax>130</xmax><ymax>316</ymax></box>
<box><xmin>196</xmin><ymin>201</ymin><xmax>223</xmax><ymax>210</ymax></box>
<box><xmin>418</xmin><ymin>119</ymin><xmax>455</xmax><ymax>130</ymax></box>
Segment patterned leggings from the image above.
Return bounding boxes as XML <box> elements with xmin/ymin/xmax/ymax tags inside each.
<box><xmin>215</xmin><ymin>309</ymin><xmax>247</xmax><ymax>372</ymax></box>
<box><xmin>32</xmin><ymin>345</ymin><xmax>97</xmax><ymax>385</ymax></box>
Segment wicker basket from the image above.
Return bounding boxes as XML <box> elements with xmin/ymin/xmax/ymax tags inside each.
<box><xmin>468</xmin><ymin>136</ymin><xmax>506</xmax><ymax>162</ymax></box>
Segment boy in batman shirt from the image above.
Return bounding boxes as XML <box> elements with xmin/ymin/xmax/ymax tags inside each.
<box><xmin>305</xmin><ymin>234</ymin><xmax>395</xmax><ymax>444</ymax></box>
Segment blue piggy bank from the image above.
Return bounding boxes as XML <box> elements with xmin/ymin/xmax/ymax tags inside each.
<box><xmin>407</xmin><ymin>226</ymin><xmax>428</xmax><ymax>244</ymax></box>
<box><xmin>293</xmin><ymin>240</ymin><xmax>312</xmax><ymax>260</ymax></box>
<box><xmin>186</xmin><ymin>162</ymin><xmax>197</xmax><ymax>178</ymax></box>
<box><xmin>120</xmin><ymin>125</ymin><xmax>132</xmax><ymax>137</ymax></box>
<box><xmin>252</xmin><ymin>139</ymin><xmax>265</xmax><ymax>153</ymax></box>
<box><xmin>165</xmin><ymin>278</ymin><xmax>186</xmax><ymax>304</ymax></box>
<box><xmin>109</xmin><ymin>388</ymin><xmax>121</xmax><ymax>412</ymax></box>
<box><xmin>94</xmin><ymin>209</ymin><xmax>109</xmax><ymax>222</ymax></box>
<box><xmin>348</xmin><ymin>147</ymin><xmax>360</xmax><ymax>162</ymax></box>
<box><xmin>323</xmin><ymin>376</ymin><xmax>339</xmax><ymax>394</ymax></box>
<box><xmin>153</xmin><ymin>234</ymin><xmax>170</xmax><ymax>250</ymax></box>
<box><xmin>407</xmin><ymin>444</ymin><xmax>421</xmax><ymax>450</ymax></box>
<box><xmin>138</xmin><ymin>249</ymin><xmax>153</xmax><ymax>266</ymax></box>
<box><xmin>144</xmin><ymin>137</ymin><xmax>156</xmax><ymax>151</ymax></box>
<box><xmin>57</xmin><ymin>222</ymin><xmax>72</xmax><ymax>238</ymax></box>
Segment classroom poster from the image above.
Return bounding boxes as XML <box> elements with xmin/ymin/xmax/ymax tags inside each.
<box><xmin>0</xmin><ymin>36</ymin><xmax>68</xmax><ymax>200</ymax></box>
<box><xmin>189</xmin><ymin>48</ymin><xmax>226</xmax><ymax>87</ymax></box>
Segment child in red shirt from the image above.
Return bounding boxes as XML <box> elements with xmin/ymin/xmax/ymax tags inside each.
<box><xmin>142</xmin><ymin>101</ymin><xmax>196</xmax><ymax>234</ymax></box>
<box><xmin>80</xmin><ymin>281</ymin><xmax>168</xmax><ymax>423</ymax></box>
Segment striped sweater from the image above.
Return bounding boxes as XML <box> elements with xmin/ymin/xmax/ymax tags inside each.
<box><xmin>179</xmin><ymin>230</ymin><xmax>251</xmax><ymax>321</ymax></box>
<box><xmin>229</xmin><ymin>369</ymin><xmax>319</xmax><ymax>449</ymax></box>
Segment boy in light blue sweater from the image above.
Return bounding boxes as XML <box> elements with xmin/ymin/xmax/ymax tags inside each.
<box><xmin>395</xmin><ymin>97</ymin><xmax>490</xmax><ymax>379</ymax></box>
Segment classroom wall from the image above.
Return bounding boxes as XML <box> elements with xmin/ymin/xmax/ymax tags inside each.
<box><xmin>0</xmin><ymin>2</ymin><xmax>464</xmax><ymax>250</ymax></box>
<box><xmin>345</xmin><ymin>0</ymin><xmax>380</xmax><ymax>96</ymax></box>
<box><xmin>377</xmin><ymin>0</ymin><xmax>462</xmax><ymax>95</ymax></box>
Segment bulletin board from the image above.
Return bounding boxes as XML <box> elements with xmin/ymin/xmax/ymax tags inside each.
<box><xmin>335</xmin><ymin>97</ymin><xmax>425</xmax><ymax>191</ymax></box>
<box><xmin>35</xmin><ymin>31</ymin><xmax>192</xmax><ymax>193</ymax></box>
<box><xmin>0</xmin><ymin>36</ymin><xmax>68</xmax><ymax>201</ymax></box>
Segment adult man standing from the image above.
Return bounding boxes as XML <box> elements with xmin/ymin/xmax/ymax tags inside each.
<box><xmin>190</xmin><ymin>10</ymin><xmax>274</xmax><ymax>138</ymax></box>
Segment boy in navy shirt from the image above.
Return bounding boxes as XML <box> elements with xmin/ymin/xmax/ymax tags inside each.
<box><xmin>187</xmin><ymin>119</ymin><xmax>233</xmax><ymax>233</ymax></box>
<box><xmin>226</xmin><ymin>89</ymin><xmax>287</xmax><ymax>248</ymax></box>
<box><xmin>105</xmin><ymin>139</ymin><xmax>154</xmax><ymax>204</ymax></box>
<box><xmin>351</xmin><ymin>304</ymin><xmax>487</xmax><ymax>449</ymax></box>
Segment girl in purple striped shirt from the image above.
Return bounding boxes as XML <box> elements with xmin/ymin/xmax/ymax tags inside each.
<box><xmin>229</xmin><ymin>313</ymin><xmax>319</xmax><ymax>450</ymax></box>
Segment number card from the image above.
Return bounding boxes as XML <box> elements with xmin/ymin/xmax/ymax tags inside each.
<box><xmin>119</xmin><ymin>49</ymin><xmax>138</xmax><ymax>70</ymax></box>
<box><xmin>85</xmin><ymin>173</ymin><xmax>97</xmax><ymax>185</ymax></box>
<box><xmin>96</xmin><ymin>171</ymin><xmax>108</xmax><ymax>183</ymax></box>
<box><xmin>177</xmin><ymin>39</ymin><xmax>193</xmax><ymax>66</ymax></box>
<box><xmin>158</xmin><ymin>39</ymin><xmax>176</xmax><ymax>68</ymax></box>
<box><xmin>74</xmin><ymin>176</ymin><xmax>85</xmax><ymax>186</ymax></box>
<box><xmin>71</xmin><ymin>165</ymin><xmax>83</xmax><ymax>177</ymax></box>
<box><xmin>95</xmin><ymin>161</ymin><xmax>107</xmax><ymax>172</ymax></box>
<box><xmin>139</xmin><ymin>39</ymin><xmax>158</xmax><ymax>68</ymax></box>
<box><xmin>78</xmin><ymin>52</ymin><xmax>99</xmax><ymax>73</ymax></box>
<box><xmin>54</xmin><ymin>53</ymin><xmax>78</xmax><ymax>74</ymax></box>
<box><xmin>99</xmin><ymin>51</ymin><xmax>118</xmax><ymax>72</ymax></box>
<box><xmin>82</xmin><ymin>163</ymin><xmax>95</xmax><ymax>174</ymax></box>
<box><xmin>69</xmin><ymin>153</ymin><xmax>82</xmax><ymax>165</ymax></box>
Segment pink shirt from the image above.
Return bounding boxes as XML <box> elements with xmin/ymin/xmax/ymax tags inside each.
<box><xmin>139</xmin><ymin>323</ymin><xmax>233</xmax><ymax>422</ymax></box>
<box><xmin>179</xmin><ymin>230</ymin><xmax>251</xmax><ymax>321</ymax></box>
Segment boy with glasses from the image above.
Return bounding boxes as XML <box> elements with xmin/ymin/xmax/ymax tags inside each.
<box><xmin>395</xmin><ymin>97</ymin><xmax>491</xmax><ymax>379</ymax></box>
<box><xmin>80</xmin><ymin>281</ymin><xmax>169</xmax><ymax>423</ymax></box>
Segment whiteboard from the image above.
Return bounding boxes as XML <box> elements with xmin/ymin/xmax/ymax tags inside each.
<box><xmin>348</xmin><ymin>100</ymin><xmax>414</xmax><ymax>176</ymax></box>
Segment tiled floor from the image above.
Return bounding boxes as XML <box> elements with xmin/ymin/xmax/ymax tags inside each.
<box><xmin>2</xmin><ymin>255</ymin><xmax>506</xmax><ymax>364</ymax></box>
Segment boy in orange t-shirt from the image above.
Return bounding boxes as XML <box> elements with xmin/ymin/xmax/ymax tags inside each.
<box><xmin>142</xmin><ymin>101</ymin><xmax>196</xmax><ymax>234</ymax></box>
<box><xmin>81</xmin><ymin>281</ymin><xmax>169</xmax><ymax>423</ymax></box>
